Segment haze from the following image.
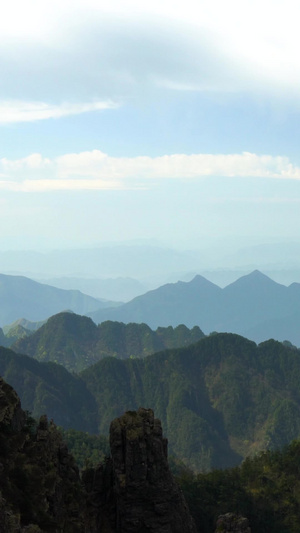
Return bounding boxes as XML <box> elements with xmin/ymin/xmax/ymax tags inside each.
<box><xmin>1</xmin><ymin>0</ymin><xmax>300</xmax><ymax>276</ymax></box>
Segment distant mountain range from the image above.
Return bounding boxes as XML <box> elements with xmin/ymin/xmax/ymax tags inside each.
<box><xmin>3</xmin><ymin>242</ymin><xmax>300</xmax><ymax>281</ymax></box>
<box><xmin>36</xmin><ymin>275</ymin><xmax>148</xmax><ymax>302</ymax></box>
<box><xmin>89</xmin><ymin>270</ymin><xmax>300</xmax><ymax>346</ymax></box>
<box><xmin>2</xmin><ymin>270</ymin><xmax>300</xmax><ymax>346</ymax></box>
<box><xmin>0</xmin><ymin>245</ymin><xmax>203</xmax><ymax>279</ymax></box>
<box><xmin>0</xmin><ymin>273</ymin><xmax>117</xmax><ymax>326</ymax></box>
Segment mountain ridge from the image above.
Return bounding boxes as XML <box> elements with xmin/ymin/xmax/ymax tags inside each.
<box><xmin>89</xmin><ymin>270</ymin><xmax>300</xmax><ymax>345</ymax></box>
<box><xmin>4</xmin><ymin>269</ymin><xmax>300</xmax><ymax>345</ymax></box>
<box><xmin>0</xmin><ymin>273</ymin><xmax>118</xmax><ymax>326</ymax></box>
<box><xmin>12</xmin><ymin>312</ymin><xmax>205</xmax><ymax>372</ymax></box>
<box><xmin>3</xmin><ymin>332</ymin><xmax>300</xmax><ymax>472</ymax></box>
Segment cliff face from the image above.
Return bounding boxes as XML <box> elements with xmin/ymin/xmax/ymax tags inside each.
<box><xmin>0</xmin><ymin>375</ymin><xmax>25</xmax><ymax>431</ymax></box>
<box><xmin>84</xmin><ymin>408</ymin><xmax>197</xmax><ymax>532</ymax></box>
<box><xmin>0</xmin><ymin>376</ymin><xmax>196</xmax><ymax>532</ymax></box>
<box><xmin>0</xmin><ymin>377</ymin><xmax>85</xmax><ymax>532</ymax></box>
<box><xmin>110</xmin><ymin>408</ymin><xmax>197</xmax><ymax>533</ymax></box>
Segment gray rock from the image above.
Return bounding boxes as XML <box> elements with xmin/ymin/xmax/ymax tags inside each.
<box><xmin>215</xmin><ymin>512</ymin><xmax>251</xmax><ymax>533</ymax></box>
<box><xmin>84</xmin><ymin>407</ymin><xmax>197</xmax><ymax>532</ymax></box>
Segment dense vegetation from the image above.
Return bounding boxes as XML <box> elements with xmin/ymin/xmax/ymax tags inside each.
<box><xmin>79</xmin><ymin>334</ymin><xmax>300</xmax><ymax>470</ymax></box>
<box><xmin>59</xmin><ymin>428</ymin><xmax>109</xmax><ymax>469</ymax></box>
<box><xmin>0</xmin><ymin>378</ymin><xmax>85</xmax><ymax>531</ymax></box>
<box><xmin>0</xmin><ymin>346</ymin><xmax>98</xmax><ymax>432</ymax></box>
<box><xmin>0</xmin><ymin>325</ymin><xmax>30</xmax><ymax>348</ymax></box>
<box><xmin>3</xmin><ymin>333</ymin><xmax>300</xmax><ymax>472</ymax></box>
<box><xmin>13</xmin><ymin>312</ymin><xmax>204</xmax><ymax>372</ymax></box>
<box><xmin>177</xmin><ymin>439</ymin><xmax>300</xmax><ymax>532</ymax></box>
<box><xmin>4</xmin><ymin>373</ymin><xmax>300</xmax><ymax>531</ymax></box>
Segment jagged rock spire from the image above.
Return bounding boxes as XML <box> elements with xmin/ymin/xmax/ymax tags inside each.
<box><xmin>109</xmin><ymin>407</ymin><xmax>197</xmax><ymax>533</ymax></box>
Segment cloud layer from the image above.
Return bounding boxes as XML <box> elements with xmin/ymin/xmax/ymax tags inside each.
<box><xmin>0</xmin><ymin>100</ymin><xmax>118</xmax><ymax>124</ymax></box>
<box><xmin>1</xmin><ymin>0</ymin><xmax>300</xmax><ymax>105</ymax></box>
<box><xmin>1</xmin><ymin>150</ymin><xmax>300</xmax><ymax>191</ymax></box>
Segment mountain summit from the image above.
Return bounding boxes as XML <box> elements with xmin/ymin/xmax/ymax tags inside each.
<box><xmin>89</xmin><ymin>271</ymin><xmax>300</xmax><ymax>345</ymax></box>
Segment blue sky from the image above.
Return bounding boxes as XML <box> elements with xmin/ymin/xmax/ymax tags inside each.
<box><xmin>1</xmin><ymin>0</ymin><xmax>300</xmax><ymax>252</ymax></box>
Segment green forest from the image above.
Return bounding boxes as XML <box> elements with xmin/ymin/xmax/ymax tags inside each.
<box><xmin>2</xmin><ymin>329</ymin><xmax>300</xmax><ymax>472</ymax></box>
<box><xmin>3</xmin><ymin>377</ymin><xmax>300</xmax><ymax>532</ymax></box>
<box><xmin>176</xmin><ymin>439</ymin><xmax>300</xmax><ymax>532</ymax></box>
<box><xmin>3</xmin><ymin>314</ymin><xmax>300</xmax><ymax>530</ymax></box>
<box><xmin>12</xmin><ymin>312</ymin><xmax>205</xmax><ymax>372</ymax></box>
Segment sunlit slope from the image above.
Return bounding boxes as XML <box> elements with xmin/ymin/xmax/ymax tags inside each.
<box><xmin>3</xmin><ymin>333</ymin><xmax>300</xmax><ymax>471</ymax></box>
<box><xmin>13</xmin><ymin>312</ymin><xmax>205</xmax><ymax>372</ymax></box>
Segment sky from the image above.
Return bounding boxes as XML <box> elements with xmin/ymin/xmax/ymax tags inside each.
<box><xmin>1</xmin><ymin>0</ymin><xmax>300</xmax><ymax>252</ymax></box>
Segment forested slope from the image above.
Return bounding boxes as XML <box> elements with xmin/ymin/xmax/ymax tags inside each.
<box><xmin>13</xmin><ymin>312</ymin><xmax>204</xmax><ymax>371</ymax></box>
<box><xmin>3</xmin><ymin>333</ymin><xmax>300</xmax><ymax>471</ymax></box>
<box><xmin>0</xmin><ymin>347</ymin><xmax>98</xmax><ymax>432</ymax></box>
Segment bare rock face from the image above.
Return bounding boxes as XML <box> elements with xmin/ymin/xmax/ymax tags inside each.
<box><xmin>109</xmin><ymin>407</ymin><xmax>197</xmax><ymax>533</ymax></box>
<box><xmin>0</xmin><ymin>377</ymin><xmax>84</xmax><ymax>532</ymax></box>
<box><xmin>84</xmin><ymin>408</ymin><xmax>197</xmax><ymax>532</ymax></box>
<box><xmin>215</xmin><ymin>513</ymin><xmax>251</xmax><ymax>533</ymax></box>
<box><xmin>32</xmin><ymin>415</ymin><xmax>84</xmax><ymax>531</ymax></box>
<box><xmin>0</xmin><ymin>377</ymin><xmax>196</xmax><ymax>533</ymax></box>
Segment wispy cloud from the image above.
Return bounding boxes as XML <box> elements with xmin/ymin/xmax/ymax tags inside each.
<box><xmin>0</xmin><ymin>179</ymin><xmax>124</xmax><ymax>192</ymax></box>
<box><xmin>1</xmin><ymin>151</ymin><xmax>300</xmax><ymax>192</ymax></box>
<box><xmin>1</xmin><ymin>1</ymin><xmax>300</xmax><ymax>105</ymax></box>
<box><xmin>0</xmin><ymin>100</ymin><xmax>119</xmax><ymax>124</ymax></box>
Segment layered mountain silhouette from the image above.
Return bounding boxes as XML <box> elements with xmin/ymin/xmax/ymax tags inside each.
<box><xmin>3</xmin><ymin>270</ymin><xmax>300</xmax><ymax>345</ymax></box>
<box><xmin>0</xmin><ymin>273</ymin><xmax>115</xmax><ymax>325</ymax></box>
<box><xmin>89</xmin><ymin>270</ymin><xmax>300</xmax><ymax>345</ymax></box>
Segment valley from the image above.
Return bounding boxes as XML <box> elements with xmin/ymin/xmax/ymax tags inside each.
<box><xmin>2</xmin><ymin>268</ymin><xmax>300</xmax><ymax>531</ymax></box>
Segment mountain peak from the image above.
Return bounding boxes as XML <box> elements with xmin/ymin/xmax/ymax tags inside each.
<box><xmin>245</xmin><ymin>270</ymin><xmax>273</xmax><ymax>281</ymax></box>
<box><xmin>188</xmin><ymin>274</ymin><xmax>221</xmax><ymax>289</ymax></box>
<box><xmin>249</xmin><ymin>269</ymin><xmax>269</xmax><ymax>277</ymax></box>
<box><xmin>225</xmin><ymin>270</ymin><xmax>279</xmax><ymax>290</ymax></box>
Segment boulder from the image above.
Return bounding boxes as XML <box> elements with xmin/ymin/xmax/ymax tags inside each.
<box><xmin>215</xmin><ymin>512</ymin><xmax>251</xmax><ymax>533</ymax></box>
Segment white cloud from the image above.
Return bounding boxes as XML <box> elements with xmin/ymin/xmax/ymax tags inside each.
<box><xmin>1</xmin><ymin>150</ymin><xmax>300</xmax><ymax>192</ymax></box>
<box><xmin>1</xmin><ymin>153</ymin><xmax>51</xmax><ymax>171</ymax></box>
<box><xmin>0</xmin><ymin>179</ymin><xmax>124</xmax><ymax>192</ymax></box>
<box><xmin>55</xmin><ymin>151</ymin><xmax>300</xmax><ymax>181</ymax></box>
<box><xmin>0</xmin><ymin>100</ymin><xmax>119</xmax><ymax>124</ymax></box>
<box><xmin>1</xmin><ymin>1</ymin><xmax>300</xmax><ymax>103</ymax></box>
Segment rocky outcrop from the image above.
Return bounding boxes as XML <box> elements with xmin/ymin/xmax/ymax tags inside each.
<box><xmin>0</xmin><ymin>377</ymin><xmax>85</xmax><ymax>532</ymax></box>
<box><xmin>215</xmin><ymin>513</ymin><xmax>251</xmax><ymax>532</ymax></box>
<box><xmin>83</xmin><ymin>459</ymin><xmax>115</xmax><ymax>532</ymax></box>
<box><xmin>30</xmin><ymin>415</ymin><xmax>84</xmax><ymax>531</ymax></box>
<box><xmin>0</xmin><ymin>493</ymin><xmax>20</xmax><ymax>533</ymax></box>
<box><xmin>1</xmin><ymin>375</ymin><xmax>196</xmax><ymax>532</ymax></box>
<box><xmin>0</xmin><ymin>376</ymin><xmax>25</xmax><ymax>431</ymax></box>
<box><xmin>84</xmin><ymin>407</ymin><xmax>197</xmax><ymax>532</ymax></box>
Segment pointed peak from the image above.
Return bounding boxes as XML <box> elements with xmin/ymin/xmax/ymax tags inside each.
<box><xmin>187</xmin><ymin>275</ymin><xmax>221</xmax><ymax>289</ymax></box>
<box><xmin>225</xmin><ymin>270</ymin><xmax>281</xmax><ymax>290</ymax></box>
<box><xmin>246</xmin><ymin>270</ymin><xmax>272</xmax><ymax>280</ymax></box>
